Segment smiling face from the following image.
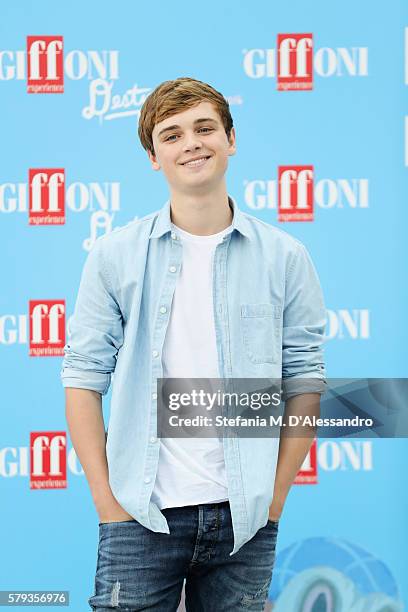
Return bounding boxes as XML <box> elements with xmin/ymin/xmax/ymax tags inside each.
<box><xmin>148</xmin><ymin>101</ymin><xmax>236</xmax><ymax>195</ymax></box>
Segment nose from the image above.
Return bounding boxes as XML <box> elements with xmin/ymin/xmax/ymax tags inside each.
<box><xmin>182</xmin><ymin>129</ymin><xmax>203</xmax><ymax>153</ymax></box>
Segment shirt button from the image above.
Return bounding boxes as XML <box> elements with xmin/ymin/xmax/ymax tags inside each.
<box><xmin>150</xmin><ymin>436</ymin><xmax>157</xmax><ymax>443</ymax></box>
<box><xmin>152</xmin><ymin>392</ymin><xmax>157</xmax><ymax>400</ymax></box>
<box><xmin>159</xmin><ymin>306</ymin><xmax>167</xmax><ymax>314</ymax></box>
<box><xmin>152</xmin><ymin>350</ymin><xmax>159</xmax><ymax>358</ymax></box>
<box><xmin>144</xmin><ymin>477</ymin><xmax>151</xmax><ymax>484</ymax></box>
<box><xmin>171</xmin><ymin>232</ymin><xmax>176</xmax><ymax>239</ymax></box>
<box><xmin>169</xmin><ymin>265</ymin><xmax>177</xmax><ymax>273</ymax></box>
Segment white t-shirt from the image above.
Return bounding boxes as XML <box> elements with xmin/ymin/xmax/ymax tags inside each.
<box><xmin>151</xmin><ymin>221</ymin><xmax>233</xmax><ymax>509</ymax></box>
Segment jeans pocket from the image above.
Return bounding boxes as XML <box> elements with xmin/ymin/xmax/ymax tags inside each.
<box><xmin>98</xmin><ymin>519</ymin><xmax>136</xmax><ymax>527</ymax></box>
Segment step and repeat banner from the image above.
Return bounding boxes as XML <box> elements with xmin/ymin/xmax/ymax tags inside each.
<box><xmin>1</xmin><ymin>1</ymin><xmax>407</xmax><ymax>610</ymax></box>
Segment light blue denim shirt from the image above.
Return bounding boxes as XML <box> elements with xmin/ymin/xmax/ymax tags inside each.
<box><xmin>61</xmin><ymin>195</ymin><xmax>327</xmax><ymax>556</ymax></box>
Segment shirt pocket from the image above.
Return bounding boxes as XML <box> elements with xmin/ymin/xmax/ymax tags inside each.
<box><xmin>240</xmin><ymin>303</ymin><xmax>281</xmax><ymax>364</ymax></box>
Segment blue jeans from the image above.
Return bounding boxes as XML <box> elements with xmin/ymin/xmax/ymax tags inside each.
<box><xmin>89</xmin><ymin>500</ymin><xmax>279</xmax><ymax>611</ymax></box>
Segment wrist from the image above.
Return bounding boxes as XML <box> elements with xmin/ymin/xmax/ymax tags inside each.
<box><xmin>272</xmin><ymin>482</ymin><xmax>290</xmax><ymax>505</ymax></box>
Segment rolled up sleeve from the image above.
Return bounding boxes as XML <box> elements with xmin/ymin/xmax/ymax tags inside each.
<box><xmin>60</xmin><ymin>238</ymin><xmax>124</xmax><ymax>396</ymax></box>
<box><xmin>281</xmin><ymin>242</ymin><xmax>327</xmax><ymax>401</ymax></box>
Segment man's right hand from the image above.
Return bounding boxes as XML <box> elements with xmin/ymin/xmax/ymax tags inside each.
<box><xmin>64</xmin><ymin>389</ymin><xmax>135</xmax><ymax>524</ymax></box>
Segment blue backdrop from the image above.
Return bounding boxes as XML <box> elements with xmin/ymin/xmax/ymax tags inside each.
<box><xmin>1</xmin><ymin>1</ymin><xmax>407</xmax><ymax>610</ymax></box>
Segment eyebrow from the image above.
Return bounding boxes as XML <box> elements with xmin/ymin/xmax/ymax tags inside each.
<box><xmin>157</xmin><ymin>117</ymin><xmax>218</xmax><ymax>138</ymax></box>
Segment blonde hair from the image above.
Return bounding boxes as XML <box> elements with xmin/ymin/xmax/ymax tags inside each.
<box><xmin>138</xmin><ymin>77</ymin><xmax>234</xmax><ymax>155</ymax></box>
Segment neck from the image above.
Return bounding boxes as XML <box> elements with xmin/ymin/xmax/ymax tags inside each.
<box><xmin>169</xmin><ymin>184</ymin><xmax>233</xmax><ymax>236</ymax></box>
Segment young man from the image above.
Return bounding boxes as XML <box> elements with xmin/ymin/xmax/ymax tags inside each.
<box><xmin>61</xmin><ymin>77</ymin><xmax>327</xmax><ymax>611</ymax></box>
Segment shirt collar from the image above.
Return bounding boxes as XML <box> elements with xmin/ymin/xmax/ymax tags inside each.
<box><xmin>149</xmin><ymin>195</ymin><xmax>252</xmax><ymax>240</ymax></box>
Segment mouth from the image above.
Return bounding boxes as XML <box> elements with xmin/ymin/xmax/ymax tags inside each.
<box><xmin>181</xmin><ymin>155</ymin><xmax>212</xmax><ymax>168</ymax></box>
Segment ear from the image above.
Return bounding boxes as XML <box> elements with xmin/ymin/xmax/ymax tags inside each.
<box><xmin>147</xmin><ymin>148</ymin><xmax>161</xmax><ymax>171</ymax></box>
<box><xmin>227</xmin><ymin>127</ymin><xmax>236</xmax><ymax>157</ymax></box>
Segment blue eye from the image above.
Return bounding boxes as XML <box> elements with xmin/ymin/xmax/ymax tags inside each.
<box><xmin>165</xmin><ymin>127</ymin><xmax>213</xmax><ymax>142</ymax></box>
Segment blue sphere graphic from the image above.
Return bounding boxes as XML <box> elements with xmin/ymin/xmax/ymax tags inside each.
<box><xmin>270</xmin><ymin>536</ymin><xmax>400</xmax><ymax>603</ymax></box>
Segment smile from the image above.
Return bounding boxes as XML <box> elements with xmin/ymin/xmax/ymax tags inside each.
<box><xmin>181</xmin><ymin>156</ymin><xmax>211</xmax><ymax>168</ymax></box>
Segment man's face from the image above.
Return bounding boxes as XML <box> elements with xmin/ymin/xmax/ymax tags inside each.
<box><xmin>148</xmin><ymin>101</ymin><xmax>236</xmax><ymax>194</ymax></box>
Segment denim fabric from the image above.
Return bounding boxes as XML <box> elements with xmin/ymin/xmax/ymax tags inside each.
<box><xmin>61</xmin><ymin>195</ymin><xmax>327</xmax><ymax>556</ymax></box>
<box><xmin>89</xmin><ymin>500</ymin><xmax>279</xmax><ymax>611</ymax></box>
